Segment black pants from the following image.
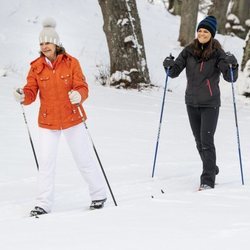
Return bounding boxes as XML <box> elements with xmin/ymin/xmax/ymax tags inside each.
<box><xmin>186</xmin><ymin>105</ymin><xmax>219</xmax><ymax>188</ymax></box>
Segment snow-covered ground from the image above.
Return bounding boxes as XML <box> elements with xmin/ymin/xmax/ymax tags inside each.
<box><xmin>0</xmin><ymin>1</ymin><xmax>250</xmax><ymax>249</ymax></box>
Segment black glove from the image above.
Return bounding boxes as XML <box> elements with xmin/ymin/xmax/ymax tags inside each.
<box><xmin>163</xmin><ymin>54</ymin><xmax>175</xmax><ymax>68</ymax></box>
<box><xmin>225</xmin><ymin>52</ymin><xmax>238</xmax><ymax>68</ymax></box>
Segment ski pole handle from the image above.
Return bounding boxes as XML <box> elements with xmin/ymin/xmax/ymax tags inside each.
<box><xmin>77</xmin><ymin>105</ymin><xmax>84</xmax><ymax>120</ymax></box>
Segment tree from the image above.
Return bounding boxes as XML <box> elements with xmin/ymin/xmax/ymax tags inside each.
<box><xmin>241</xmin><ymin>31</ymin><xmax>250</xmax><ymax>71</ymax></box>
<box><xmin>238</xmin><ymin>31</ymin><xmax>250</xmax><ymax>97</ymax></box>
<box><xmin>98</xmin><ymin>0</ymin><xmax>151</xmax><ymax>89</ymax></box>
<box><xmin>178</xmin><ymin>0</ymin><xmax>199</xmax><ymax>46</ymax></box>
<box><xmin>208</xmin><ymin>0</ymin><xmax>230</xmax><ymax>35</ymax></box>
<box><xmin>226</xmin><ymin>0</ymin><xmax>250</xmax><ymax>39</ymax></box>
<box><xmin>168</xmin><ymin>0</ymin><xmax>182</xmax><ymax>16</ymax></box>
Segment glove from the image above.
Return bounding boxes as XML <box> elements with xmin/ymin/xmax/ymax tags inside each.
<box><xmin>225</xmin><ymin>52</ymin><xmax>238</xmax><ymax>68</ymax></box>
<box><xmin>163</xmin><ymin>54</ymin><xmax>175</xmax><ymax>68</ymax></box>
<box><xmin>68</xmin><ymin>90</ymin><xmax>81</xmax><ymax>104</ymax></box>
<box><xmin>13</xmin><ymin>88</ymin><xmax>25</xmax><ymax>103</ymax></box>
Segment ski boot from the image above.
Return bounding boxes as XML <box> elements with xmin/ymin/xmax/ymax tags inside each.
<box><xmin>30</xmin><ymin>206</ymin><xmax>47</xmax><ymax>217</ymax></box>
<box><xmin>90</xmin><ymin>198</ymin><xmax>107</xmax><ymax>210</ymax></box>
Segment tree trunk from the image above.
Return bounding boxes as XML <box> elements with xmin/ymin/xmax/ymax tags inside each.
<box><xmin>168</xmin><ymin>0</ymin><xmax>182</xmax><ymax>16</ymax></box>
<box><xmin>231</xmin><ymin>0</ymin><xmax>250</xmax><ymax>22</ymax></box>
<box><xmin>98</xmin><ymin>0</ymin><xmax>151</xmax><ymax>89</ymax></box>
<box><xmin>226</xmin><ymin>0</ymin><xmax>250</xmax><ymax>39</ymax></box>
<box><xmin>178</xmin><ymin>0</ymin><xmax>199</xmax><ymax>46</ymax></box>
<box><xmin>241</xmin><ymin>31</ymin><xmax>250</xmax><ymax>71</ymax></box>
<box><xmin>208</xmin><ymin>0</ymin><xmax>230</xmax><ymax>35</ymax></box>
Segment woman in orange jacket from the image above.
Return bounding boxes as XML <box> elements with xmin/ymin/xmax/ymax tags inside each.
<box><xmin>14</xmin><ymin>18</ymin><xmax>107</xmax><ymax>216</ymax></box>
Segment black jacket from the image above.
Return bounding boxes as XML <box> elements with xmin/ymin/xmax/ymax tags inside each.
<box><xmin>168</xmin><ymin>45</ymin><xmax>238</xmax><ymax>107</ymax></box>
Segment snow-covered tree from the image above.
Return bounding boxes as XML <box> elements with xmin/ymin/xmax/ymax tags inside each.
<box><xmin>226</xmin><ymin>0</ymin><xmax>250</xmax><ymax>39</ymax></box>
<box><xmin>168</xmin><ymin>0</ymin><xmax>182</xmax><ymax>16</ymax></box>
<box><xmin>178</xmin><ymin>0</ymin><xmax>199</xmax><ymax>46</ymax></box>
<box><xmin>238</xmin><ymin>59</ymin><xmax>250</xmax><ymax>97</ymax></box>
<box><xmin>238</xmin><ymin>31</ymin><xmax>250</xmax><ymax>97</ymax></box>
<box><xmin>208</xmin><ymin>0</ymin><xmax>230</xmax><ymax>35</ymax></box>
<box><xmin>241</xmin><ymin>31</ymin><xmax>250</xmax><ymax>71</ymax></box>
<box><xmin>98</xmin><ymin>0</ymin><xmax>151</xmax><ymax>89</ymax></box>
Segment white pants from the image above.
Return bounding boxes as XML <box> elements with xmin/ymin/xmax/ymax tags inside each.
<box><xmin>36</xmin><ymin>123</ymin><xmax>107</xmax><ymax>212</ymax></box>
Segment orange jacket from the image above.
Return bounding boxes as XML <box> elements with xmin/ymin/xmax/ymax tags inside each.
<box><xmin>23</xmin><ymin>53</ymin><xmax>88</xmax><ymax>130</ymax></box>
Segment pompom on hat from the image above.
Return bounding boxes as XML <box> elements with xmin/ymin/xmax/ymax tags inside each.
<box><xmin>197</xmin><ymin>16</ymin><xmax>217</xmax><ymax>37</ymax></box>
<box><xmin>39</xmin><ymin>17</ymin><xmax>60</xmax><ymax>46</ymax></box>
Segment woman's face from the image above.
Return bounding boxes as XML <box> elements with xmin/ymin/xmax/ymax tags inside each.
<box><xmin>197</xmin><ymin>28</ymin><xmax>212</xmax><ymax>44</ymax></box>
<box><xmin>40</xmin><ymin>42</ymin><xmax>56</xmax><ymax>61</ymax></box>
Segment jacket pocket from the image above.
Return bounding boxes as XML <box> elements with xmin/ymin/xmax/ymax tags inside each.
<box><xmin>206</xmin><ymin>79</ymin><xmax>213</xmax><ymax>96</ymax></box>
<box><xmin>63</xmin><ymin>103</ymin><xmax>81</xmax><ymax>123</ymax></box>
<box><xmin>39</xmin><ymin>76</ymin><xmax>50</xmax><ymax>89</ymax></box>
<box><xmin>60</xmin><ymin>74</ymin><xmax>72</xmax><ymax>87</ymax></box>
<box><xmin>38</xmin><ymin>106</ymin><xmax>53</xmax><ymax>126</ymax></box>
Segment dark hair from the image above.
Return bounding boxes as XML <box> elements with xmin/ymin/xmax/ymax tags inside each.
<box><xmin>39</xmin><ymin>45</ymin><xmax>66</xmax><ymax>57</ymax></box>
<box><xmin>191</xmin><ymin>38</ymin><xmax>222</xmax><ymax>60</ymax></box>
<box><xmin>55</xmin><ymin>45</ymin><xmax>66</xmax><ymax>55</ymax></box>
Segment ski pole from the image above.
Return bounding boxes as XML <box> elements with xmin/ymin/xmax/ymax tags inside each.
<box><xmin>229</xmin><ymin>65</ymin><xmax>244</xmax><ymax>185</ymax></box>
<box><xmin>151</xmin><ymin>66</ymin><xmax>170</xmax><ymax>178</ymax></box>
<box><xmin>20</xmin><ymin>104</ymin><xmax>39</xmax><ymax>171</ymax></box>
<box><xmin>77</xmin><ymin>105</ymin><xmax>118</xmax><ymax>206</ymax></box>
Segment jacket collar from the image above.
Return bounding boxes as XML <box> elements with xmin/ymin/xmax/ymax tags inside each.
<box><xmin>185</xmin><ymin>44</ymin><xmax>218</xmax><ymax>62</ymax></box>
<box><xmin>30</xmin><ymin>53</ymin><xmax>71</xmax><ymax>73</ymax></box>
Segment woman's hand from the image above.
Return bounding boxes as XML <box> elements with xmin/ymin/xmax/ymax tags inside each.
<box><xmin>68</xmin><ymin>90</ymin><xmax>81</xmax><ymax>104</ymax></box>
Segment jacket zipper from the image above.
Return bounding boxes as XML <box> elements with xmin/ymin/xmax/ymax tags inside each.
<box><xmin>53</xmin><ymin>68</ymin><xmax>63</xmax><ymax>129</ymax></box>
<box><xmin>206</xmin><ymin>79</ymin><xmax>213</xmax><ymax>96</ymax></box>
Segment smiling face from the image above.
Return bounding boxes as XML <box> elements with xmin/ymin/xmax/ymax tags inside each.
<box><xmin>40</xmin><ymin>42</ymin><xmax>57</xmax><ymax>62</ymax></box>
<box><xmin>197</xmin><ymin>28</ymin><xmax>212</xmax><ymax>44</ymax></box>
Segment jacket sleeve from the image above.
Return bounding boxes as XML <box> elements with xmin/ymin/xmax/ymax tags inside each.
<box><xmin>168</xmin><ymin>48</ymin><xmax>187</xmax><ymax>78</ymax></box>
<box><xmin>22</xmin><ymin>67</ymin><xmax>39</xmax><ymax>105</ymax></box>
<box><xmin>72</xmin><ymin>59</ymin><xmax>89</xmax><ymax>103</ymax></box>
<box><xmin>217</xmin><ymin>49</ymin><xmax>238</xmax><ymax>83</ymax></box>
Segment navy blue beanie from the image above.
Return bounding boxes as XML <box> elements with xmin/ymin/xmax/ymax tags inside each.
<box><xmin>197</xmin><ymin>16</ymin><xmax>217</xmax><ymax>37</ymax></box>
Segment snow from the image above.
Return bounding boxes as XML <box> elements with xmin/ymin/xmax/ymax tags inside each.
<box><xmin>245</xmin><ymin>19</ymin><xmax>250</xmax><ymax>27</ymax></box>
<box><xmin>110</xmin><ymin>70</ymin><xmax>131</xmax><ymax>84</ymax></box>
<box><xmin>117</xmin><ymin>18</ymin><xmax>130</xmax><ymax>26</ymax></box>
<box><xmin>0</xmin><ymin>1</ymin><xmax>250</xmax><ymax>250</ymax></box>
<box><xmin>227</xmin><ymin>13</ymin><xmax>240</xmax><ymax>24</ymax></box>
<box><xmin>124</xmin><ymin>35</ymin><xmax>135</xmax><ymax>44</ymax></box>
<box><xmin>232</xmin><ymin>25</ymin><xmax>246</xmax><ymax>32</ymax></box>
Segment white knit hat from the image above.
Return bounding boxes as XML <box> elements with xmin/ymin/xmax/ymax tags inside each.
<box><xmin>39</xmin><ymin>18</ymin><xmax>60</xmax><ymax>46</ymax></box>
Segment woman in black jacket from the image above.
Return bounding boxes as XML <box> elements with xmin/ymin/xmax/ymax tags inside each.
<box><xmin>163</xmin><ymin>16</ymin><xmax>238</xmax><ymax>190</ymax></box>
